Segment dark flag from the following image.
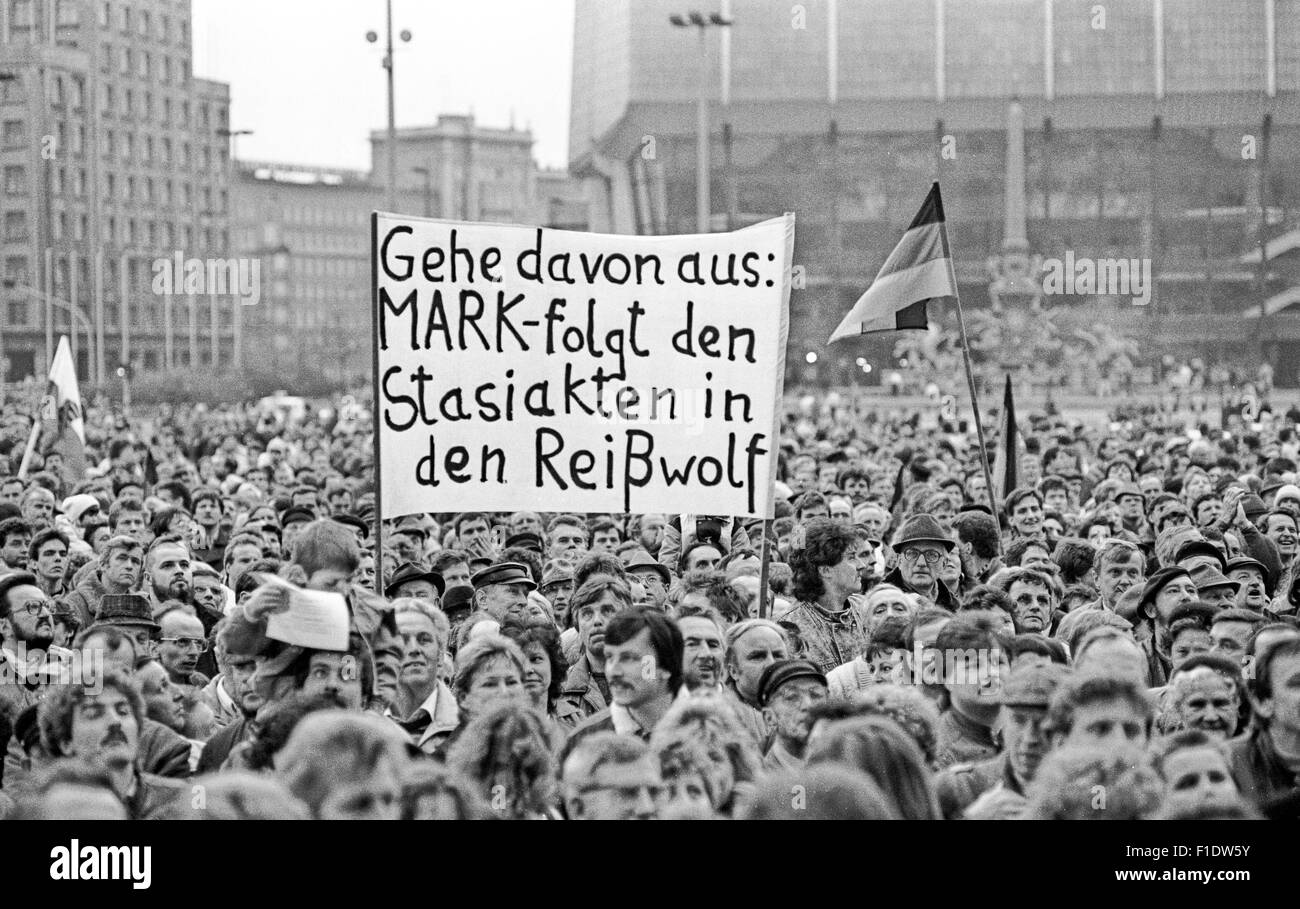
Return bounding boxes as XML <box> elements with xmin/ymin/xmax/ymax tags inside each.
<box><xmin>991</xmin><ymin>375</ymin><xmax>1024</xmax><ymax>504</ymax></box>
<box><xmin>829</xmin><ymin>183</ymin><xmax>958</xmax><ymax>341</ymax></box>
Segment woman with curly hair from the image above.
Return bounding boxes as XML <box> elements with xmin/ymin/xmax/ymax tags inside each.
<box><xmin>499</xmin><ymin>615</ymin><xmax>577</xmax><ymax>733</ymax></box>
<box><xmin>649</xmin><ymin>696</ymin><xmax>762</xmax><ymax>817</ymax></box>
<box><xmin>446</xmin><ymin>702</ymin><xmax>562</xmax><ymax>819</ymax></box>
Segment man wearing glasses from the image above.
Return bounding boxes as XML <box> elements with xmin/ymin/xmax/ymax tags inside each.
<box><xmin>882</xmin><ymin>514</ymin><xmax>960</xmax><ymax>610</ymax></box>
<box><xmin>560</xmin><ymin>732</ymin><xmax>664</xmax><ymax>820</ymax></box>
<box><xmin>157</xmin><ymin>608</ymin><xmax>210</xmax><ymax>689</ymax></box>
<box><xmin>0</xmin><ymin>571</ymin><xmax>69</xmax><ymax>726</ymax></box>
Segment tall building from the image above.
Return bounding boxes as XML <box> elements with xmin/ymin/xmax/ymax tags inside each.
<box><xmin>0</xmin><ymin>0</ymin><xmax>235</xmax><ymax>386</ymax></box>
<box><xmin>371</xmin><ymin>113</ymin><xmax>557</xmax><ymax>225</ymax></box>
<box><xmin>230</xmin><ymin>160</ymin><xmax>381</xmax><ymax>387</ymax></box>
<box><xmin>226</xmin><ymin>114</ymin><xmax>590</xmax><ymax>386</ymax></box>
<box><xmin>570</xmin><ymin>0</ymin><xmax>1300</xmax><ymax>382</ymax></box>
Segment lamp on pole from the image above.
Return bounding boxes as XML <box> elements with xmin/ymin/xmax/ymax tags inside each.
<box><xmin>367</xmin><ymin>1</ymin><xmax>412</xmax><ymax>213</ymax></box>
<box><xmin>217</xmin><ymin>128</ymin><xmax>253</xmax><ymax>162</ymax></box>
<box><xmin>412</xmin><ymin>166</ymin><xmax>433</xmax><ymax>217</ymax></box>
<box><xmin>669</xmin><ymin>11</ymin><xmax>733</xmax><ymax>233</ymax></box>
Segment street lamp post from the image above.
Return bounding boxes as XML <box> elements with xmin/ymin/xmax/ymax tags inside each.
<box><xmin>367</xmin><ymin>1</ymin><xmax>412</xmax><ymax>213</ymax></box>
<box><xmin>669</xmin><ymin>12</ymin><xmax>733</xmax><ymax>233</ymax></box>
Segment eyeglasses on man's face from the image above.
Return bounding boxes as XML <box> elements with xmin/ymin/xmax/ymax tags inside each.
<box><xmin>161</xmin><ymin>637</ymin><xmax>208</xmax><ymax>653</ymax></box>
<box><xmin>900</xmin><ymin>548</ymin><xmax>944</xmax><ymax>565</ymax></box>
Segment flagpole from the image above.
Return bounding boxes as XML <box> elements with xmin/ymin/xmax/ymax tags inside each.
<box><xmin>757</xmin><ymin>519</ymin><xmax>772</xmax><ymax>619</ymax></box>
<box><xmin>952</xmin><ymin>288</ymin><xmax>1004</xmax><ymax>561</ymax></box>
<box><xmin>16</xmin><ymin>419</ymin><xmax>40</xmax><ymax>479</ymax></box>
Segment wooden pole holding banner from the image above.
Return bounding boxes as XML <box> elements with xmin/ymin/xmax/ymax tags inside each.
<box><xmin>756</xmin><ymin>518</ymin><xmax>772</xmax><ymax>619</ymax></box>
<box><xmin>370</xmin><ymin>212</ymin><xmax>386</xmax><ymax>596</ymax></box>
<box><xmin>16</xmin><ymin>417</ymin><xmax>40</xmax><ymax>479</ymax></box>
<box><xmin>952</xmin><ymin>288</ymin><xmax>1004</xmax><ymax>561</ymax></box>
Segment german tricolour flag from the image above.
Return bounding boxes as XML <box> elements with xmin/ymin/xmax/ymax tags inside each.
<box><xmin>829</xmin><ymin>182</ymin><xmax>958</xmax><ymax>342</ymax></box>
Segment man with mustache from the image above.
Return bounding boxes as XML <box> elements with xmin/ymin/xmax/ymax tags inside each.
<box><xmin>937</xmin><ymin>661</ymin><xmax>1069</xmax><ymax>819</ymax></box>
<box><xmin>36</xmin><ymin>670</ymin><xmax>187</xmax><ymax>818</ymax></box>
<box><xmin>676</xmin><ymin>604</ymin><xmax>726</xmax><ymax>694</ymax></box>
<box><xmin>145</xmin><ymin>535</ymin><xmax>194</xmax><ymax>617</ymax></box>
<box><xmin>0</xmin><ymin>572</ymin><xmax>66</xmax><ymax>721</ymax></box>
<box><xmin>993</xmin><ymin>567</ymin><xmax>1058</xmax><ymax>635</ymax></box>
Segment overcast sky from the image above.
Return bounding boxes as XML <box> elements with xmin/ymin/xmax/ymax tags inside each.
<box><xmin>191</xmin><ymin>0</ymin><xmax>575</xmax><ymax>172</ymax></box>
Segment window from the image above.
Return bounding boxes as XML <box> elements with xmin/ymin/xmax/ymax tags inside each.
<box><xmin>4</xmin><ymin>120</ymin><xmax>25</xmax><ymax>148</ymax></box>
<box><xmin>139</xmin><ymin>52</ymin><xmax>150</xmax><ymax>80</ymax></box>
<box><xmin>105</xmin><ymin>173</ymin><xmax>115</xmax><ymax>197</ymax></box>
<box><xmin>122</xmin><ymin>132</ymin><xmax>133</xmax><ymax>161</ymax></box>
<box><xmin>56</xmin><ymin>0</ymin><xmax>79</xmax><ymax>27</ymax></box>
<box><xmin>52</xmin><ymin>75</ymin><xmax>65</xmax><ymax>106</ymax></box>
<box><xmin>9</xmin><ymin>302</ymin><xmax>28</xmax><ymax>326</ymax></box>
<box><xmin>145</xmin><ymin>177</ymin><xmax>153</xmax><ymax>202</ymax></box>
<box><xmin>123</xmin><ymin>89</ymin><xmax>133</xmax><ymax>117</ymax></box>
<box><xmin>70</xmin><ymin>78</ymin><xmax>83</xmax><ymax>109</ymax></box>
<box><xmin>0</xmin><ymin>77</ymin><xmax>24</xmax><ymax>105</ymax></box>
<box><xmin>12</xmin><ymin>0</ymin><xmax>34</xmax><ymax>28</ymax></box>
<box><xmin>139</xmin><ymin>10</ymin><xmax>150</xmax><ymax>36</ymax></box>
<box><xmin>125</xmin><ymin>176</ymin><xmax>134</xmax><ymax>201</ymax></box>
<box><xmin>5</xmin><ymin>255</ymin><xmax>28</xmax><ymax>285</ymax></box>
<box><xmin>72</xmin><ymin>124</ymin><xmax>84</xmax><ymax>155</ymax></box>
<box><xmin>53</xmin><ymin>167</ymin><xmax>63</xmax><ymax>195</ymax></box>
<box><xmin>98</xmin><ymin>1</ymin><xmax>110</xmax><ymax>28</ymax></box>
<box><xmin>159</xmin><ymin>14</ymin><xmax>169</xmax><ymax>42</ymax></box>
<box><xmin>121</xmin><ymin>47</ymin><xmax>132</xmax><ymax>75</ymax></box>
<box><xmin>77</xmin><ymin>214</ymin><xmax>87</xmax><ymax>240</ymax></box>
<box><xmin>103</xmin><ymin>128</ymin><xmax>114</xmax><ymax>159</ymax></box>
<box><xmin>142</xmin><ymin>91</ymin><xmax>151</xmax><ymax>119</ymax></box>
<box><xmin>74</xmin><ymin>169</ymin><xmax>85</xmax><ymax>196</ymax></box>
<box><xmin>119</xmin><ymin>5</ymin><xmax>131</xmax><ymax>33</ymax></box>
<box><xmin>5</xmin><ymin>211</ymin><xmax>29</xmax><ymax>242</ymax></box>
<box><xmin>102</xmin><ymin>84</ymin><xmax>113</xmax><ymax>116</ymax></box>
<box><xmin>4</xmin><ymin>165</ymin><xmax>25</xmax><ymax>194</ymax></box>
<box><xmin>142</xmin><ymin>135</ymin><xmax>152</xmax><ymax>162</ymax></box>
<box><xmin>161</xmin><ymin>137</ymin><xmax>171</xmax><ymax>165</ymax></box>
<box><xmin>161</xmin><ymin>56</ymin><xmax>170</xmax><ymax>84</ymax></box>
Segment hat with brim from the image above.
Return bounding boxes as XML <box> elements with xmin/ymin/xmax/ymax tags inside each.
<box><xmin>891</xmin><ymin>514</ymin><xmax>955</xmax><ymax>551</ymax></box>
<box><xmin>1137</xmin><ymin>566</ymin><xmax>1193</xmax><ymax>617</ymax></box>
<box><xmin>757</xmin><ymin>659</ymin><xmax>827</xmax><ymax>707</ymax></box>
<box><xmin>1224</xmin><ymin>556</ymin><xmax>1267</xmax><ymax>580</ymax></box>
<box><xmin>331</xmin><ymin>514</ymin><xmax>370</xmax><ymax>539</ymax></box>
<box><xmin>1173</xmin><ymin>540</ymin><xmax>1227</xmax><ymax>572</ymax></box>
<box><xmin>1192</xmin><ymin>567</ymin><xmax>1241</xmax><ymax>596</ymax></box>
<box><xmin>279</xmin><ymin>506</ymin><xmax>315</xmax><ymax>528</ymax></box>
<box><xmin>385</xmin><ymin>561</ymin><xmax>446</xmax><ymax>599</ymax></box>
<box><xmin>471</xmin><ymin>561</ymin><xmax>537</xmax><ymax>592</ymax></box>
<box><xmin>441</xmin><ymin>584</ymin><xmax>475</xmax><ymax>617</ymax></box>
<box><xmin>504</xmin><ymin>531</ymin><xmax>544</xmax><ymax>554</ymax></box>
<box><xmin>91</xmin><ymin>593</ymin><xmax>160</xmax><ymax>633</ymax></box>
<box><xmin>624</xmin><ymin>549</ymin><xmax>671</xmax><ymax>586</ymax></box>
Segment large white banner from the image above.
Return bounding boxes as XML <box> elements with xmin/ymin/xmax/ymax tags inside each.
<box><xmin>372</xmin><ymin>213</ymin><xmax>793</xmax><ymax>519</ymax></box>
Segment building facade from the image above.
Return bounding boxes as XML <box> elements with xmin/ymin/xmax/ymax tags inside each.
<box><xmin>0</xmin><ymin>0</ymin><xmax>235</xmax><ymax>386</ymax></box>
<box><xmin>230</xmin><ymin>160</ymin><xmax>381</xmax><ymax>387</ymax></box>
<box><xmin>570</xmin><ymin>0</ymin><xmax>1300</xmax><ymax>383</ymax></box>
<box><xmin>231</xmin><ymin>119</ymin><xmax>590</xmax><ymax>385</ymax></box>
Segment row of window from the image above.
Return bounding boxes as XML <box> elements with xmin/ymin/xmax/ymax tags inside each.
<box><xmin>96</xmin><ymin>0</ymin><xmax>190</xmax><ymax>46</ymax></box>
<box><xmin>3</xmin><ymin>162</ymin><xmax>228</xmax><ymax>213</ymax></box>
<box><xmin>99</xmin><ymin>42</ymin><xmax>190</xmax><ymax>86</ymax></box>
<box><xmin>2</xmin><ymin>208</ymin><xmax>228</xmax><ymax>248</ymax></box>
<box><xmin>1</xmin><ymin>119</ymin><xmax>227</xmax><ymax>172</ymax></box>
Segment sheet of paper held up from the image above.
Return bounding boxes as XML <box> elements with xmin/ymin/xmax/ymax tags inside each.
<box><xmin>260</xmin><ymin>574</ymin><xmax>350</xmax><ymax>651</ymax></box>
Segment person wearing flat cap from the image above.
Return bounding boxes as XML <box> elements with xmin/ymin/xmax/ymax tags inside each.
<box><xmin>1225</xmin><ymin>556</ymin><xmax>1271</xmax><ymax>611</ymax></box>
<box><xmin>1193</xmin><ymin>568</ymin><xmax>1241</xmax><ymax>610</ymax></box>
<box><xmin>504</xmin><ymin>531</ymin><xmax>544</xmax><ymax>556</ymax></box>
<box><xmin>385</xmin><ymin>562</ymin><xmax>445</xmax><ymax>603</ymax></box>
<box><xmin>937</xmin><ymin>662</ymin><xmax>1071</xmax><ymax>820</ymax></box>
<box><xmin>757</xmin><ymin>659</ymin><xmax>827</xmax><ymax>773</ymax></box>
<box><xmin>471</xmin><ymin>561</ymin><xmax>536</xmax><ymax>621</ymax></box>
<box><xmin>881</xmin><ymin>514</ymin><xmax>960</xmax><ymax>610</ymax></box>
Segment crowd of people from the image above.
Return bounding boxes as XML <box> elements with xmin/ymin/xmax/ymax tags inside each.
<box><xmin>0</xmin><ymin>382</ymin><xmax>1298</xmax><ymax>821</ymax></box>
